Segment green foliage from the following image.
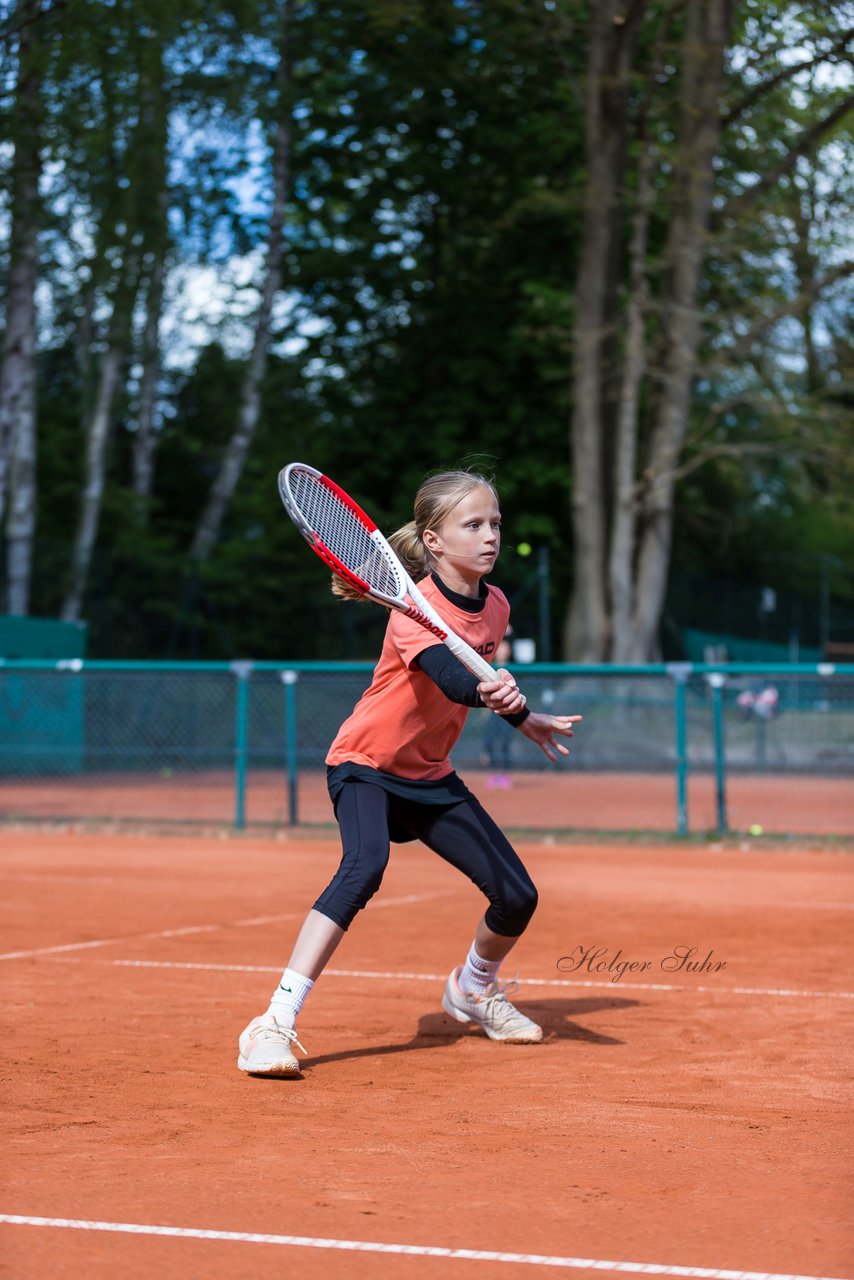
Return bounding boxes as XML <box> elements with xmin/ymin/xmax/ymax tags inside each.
<box><xmin>2</xmin><ymin>0</ymin><xmax>852</xmax><ymax>656</ymax></box>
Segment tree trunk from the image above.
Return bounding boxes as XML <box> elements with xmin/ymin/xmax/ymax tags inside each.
<box><xmin>190</xmin><ymin>0</ymin><xmax>294</xmax><ymax>562</ymax></box>
<box><xmin>132</xmin><ymin>247</ymin><xmax>165</xmax><ymax>522</ymax></box>
<box><xmin>0</xmin><ymin>0</ymin><xmax>44</xmax><ymax>608</ymax></box>
<box><xmin>564</xmin><ymin>0</ymin><xmax>734</xmax><ymax>663</ymax></box>
<box><xmin>564</xmin><ymin>0</ymin><xmax>644</xmax><ymax>661</ymax></box>
<box><xmin>61</xmin><ymin>335</ymin><xmax>127</xmax><ymax>623</ymax></box>
<box><xmin>790</xmin><ymin>169</ymin><xmax>821</xmax><ymax>396</ymax></box>
<box><xmin>628</xmin><ymin>0</ymin><xmax>734</xmax><ymax>662</ymax></box>
<box><xmin>61</xmin><ymin>18</ymin><xmax>169</xmax><ymax>621</ymax></box>
<box><xmin>5</xmin><ymin>402</ymin><xmax>37</xmax><ymax>615</ymax></box>
<box><xmin>61</xmin><ymin>245</ymin><xmax>141</xmax><ymax>622</ymax></box>
<box><xmin>130</xmin><ymin>33</ymin><xmax>169</xmax><ymax>524</ymax></box>
<box><xmin>609</xmin><ymin>131</ymin><xmax>654</xmax><ymax>662</ymax></box>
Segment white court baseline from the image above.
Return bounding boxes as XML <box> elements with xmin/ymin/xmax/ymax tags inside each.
<box><xmin>0</xmin><ymin>1215</ymin><xmax>850</xmax><ymax>1280</ymax></box>
<box><xmin>0</xmin><ymin>891</ymin><xmax>447</xmax><ymax>962</ymax></box>
<box><xmin>43</xmin><ymin>956</ymin><xmax>854</xmax><ymax>1000</ymax></box>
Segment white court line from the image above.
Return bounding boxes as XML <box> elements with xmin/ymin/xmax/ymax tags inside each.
<box><xmin>0</xmin><ymin>918</ymin><xmax>297</xmax><ymax>961</ymax></box>
<box><xmin>0</xmin><ymin>923</ymin><xmax>232</xmax><ymax>961</ymax></box>
<box><xmin>43</xmin><ymin>957</ymin><xmax>854</xmax><ymax>1000</ymax></box>
<box><xmin>0</xmin><ymin>892</ymin><xmax>443</xmax><ymax>962</ymax></box>
<box><xmin>323</xmin><ymin>970</ymin><xmax>854</xmax><ymax>1000</ymax></box>
<box><xmin>0</xmin><ymin>1215</ymin><xmax>849</xmax><ymax>1279</ymax></box>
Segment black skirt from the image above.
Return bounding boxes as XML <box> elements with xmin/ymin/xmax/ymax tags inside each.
<box><xmin>326</xmin><ymin>761</ymin><xmax>475</xmax><ymax>843</ymax></box>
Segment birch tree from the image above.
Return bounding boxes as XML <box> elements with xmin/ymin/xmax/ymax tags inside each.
<box><xmin>130</xmin><ymin>48</ymin><xmax>170</xmax><ymax>524</ymax></box>
<box><xmin>132</xmin><ymin>247</ymin><xmax>165</xmax><ymax>521</ymax></box>
<box><xmin>190</xmin><ymin>0</ymin><xmax>295</xmax><ymax>561</ymax></box>
<box><xmin>0</xmin><ymin>0</ymin><xmax>53</xmax><ymax>613</ymax></box>
<box><xmin>60</xmin><ymin>7</ymin><xmax>169</xmax><ymax>617</ymax></box>
<box><xmin>60</xmin><ymin>271</ymin><xmax>138</xmax><ymax>622</ymax></box>
<box><xmin>60</xmin><ymin>19</ymin><xmax>144</xmax><ymax>622</ymax></box>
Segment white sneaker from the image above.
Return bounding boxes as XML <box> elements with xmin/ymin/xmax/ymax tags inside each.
<box><xmin>442</xmin><ymin>966</ymin><xmax>543</xmax><ymax>1043</ymax></box>
<box><xmin>238</xmin><ymin>1012</ymin><xmax>306</xmax><ymax>1077</ymax></box>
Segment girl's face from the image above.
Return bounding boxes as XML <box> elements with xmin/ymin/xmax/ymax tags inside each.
<box><xmin>424</xmin><ymin>484</ymin><xmax>501</xmax><ymax>593</ymax></box>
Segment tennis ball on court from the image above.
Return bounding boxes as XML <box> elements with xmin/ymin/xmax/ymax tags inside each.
<box><xmin>748</xmin><ymin>823</ymin><xmax>763</xmax><ymax>836</ymax></box>
<box><xmin>517</xmin><ymin>542</ymin><xmax>532</xmax><ymax>557</ymax></box>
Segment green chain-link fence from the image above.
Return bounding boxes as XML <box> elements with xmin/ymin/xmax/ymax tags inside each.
<box><xmin>1</xmin><ymin>660</ymin><xmax>852</xmax><ymax>836</ymax></box>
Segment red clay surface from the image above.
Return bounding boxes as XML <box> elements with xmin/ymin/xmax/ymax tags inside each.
<box><xmin>1</xmin><ymin>827</ymin><xmax>852</xmax><ymax>1280</ymax></box>
<box><xmin>2</xmin><ymin>768</ymin><xmax>853</xmax><ymax>834</ymax></box>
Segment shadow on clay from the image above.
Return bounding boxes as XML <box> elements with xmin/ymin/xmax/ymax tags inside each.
<box><xmin>290</xmin><ymin>995</ymin><xmax>642</xmax><ymax>1074</ymax></box>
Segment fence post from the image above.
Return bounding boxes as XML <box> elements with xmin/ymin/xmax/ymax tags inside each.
<box><xmin>231</xmin><ymin>661</ymin><xmax>253</xmax><ymax>830</ymax></box>
<box><xmin>706</xmin><ymin>672</ymin><xmax>728</xmax><ymax>834</ymax></box>
<box><xmin>667</xmin><ymin>663</ymin><xmax>692</xmax><ymax>835</ymax></box>
<box><xmin>281</xmin><ymin>669</ymin><xmax>299</xmax><ymax>826</ymax></box>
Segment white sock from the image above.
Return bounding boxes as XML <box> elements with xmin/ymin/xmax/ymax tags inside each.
<box><xmin>268</xmin><ymin>968</ymin><xmax>314</xmax><ymax>1022</ymax></box>
<box><xmin>458</xmin><ymin>943</ymin><xmax>503</xmax><ymax>997</ymax></box>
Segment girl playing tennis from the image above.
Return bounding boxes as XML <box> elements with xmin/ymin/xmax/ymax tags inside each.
<box><xmin>238</xmin><ymin>469</ymin><xmax>581</xmax><ymax>1077</ymax></box>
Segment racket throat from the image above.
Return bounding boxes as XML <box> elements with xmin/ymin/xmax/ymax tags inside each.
<box><xmin>403</xmin><ymin>604</ymin><xmax>448</xmax><ymax>640</ymax></box>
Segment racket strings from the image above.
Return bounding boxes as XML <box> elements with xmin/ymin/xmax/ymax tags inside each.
<box><xmin>288</xmin><ymin>470</ymin><xmax>402</xmax><ymax>597</ymax></box>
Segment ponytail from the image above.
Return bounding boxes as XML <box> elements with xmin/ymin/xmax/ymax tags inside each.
<box><xmin>330</xmin><ymin>574</ymin><xmax>367</xmax><ymax>602</ymax></box>
<box><xmin>330</xmin><ymin>518</ymin><xmax>431</xmax><ymax>602</ymax></box>
<box><xmin>387</xmin><ymin>520</ymin><xmax>432</xmax><ymax>581</ymax></box>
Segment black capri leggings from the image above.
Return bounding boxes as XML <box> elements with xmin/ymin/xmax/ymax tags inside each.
<box><xmin>313</xmin><ymin>781</ymin><xmax>538</xmax><ymax>937</ymax></box>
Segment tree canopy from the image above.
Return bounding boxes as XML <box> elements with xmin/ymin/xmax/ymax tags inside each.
<box><xmin>1</xmin><ymin>0</ymin><xmax>852</xmax><ymax>660</ymax></box>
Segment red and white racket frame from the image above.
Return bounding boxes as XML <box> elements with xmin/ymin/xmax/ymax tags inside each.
<box><xmin>279</xmin><ymin>464</ymin><xmax>499</xmax><ymax>683</ymax></box>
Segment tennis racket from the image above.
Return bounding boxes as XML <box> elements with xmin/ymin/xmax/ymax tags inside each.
<box><xmin>278</xmin><ymin>462</ymin><xmax>500</xmax><ymax>683</ymax></box>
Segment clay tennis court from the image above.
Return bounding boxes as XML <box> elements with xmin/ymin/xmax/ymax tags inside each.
<box><xmin>1</xmin><ymin>819</ymin><xmax>852</xmax><ymax>1280</ymax></box>
<box><xmin>2</xmin><ymin>768</ymin><xmax>853</xmax><ymax>834</ymax></box>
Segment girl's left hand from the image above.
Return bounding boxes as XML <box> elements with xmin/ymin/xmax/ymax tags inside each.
<box><xmin>518</xmin><ymin>712</ymin><xmax>583</xmax><ymax>762</ymax></box>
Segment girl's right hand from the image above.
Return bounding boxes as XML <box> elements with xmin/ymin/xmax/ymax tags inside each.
<box><xmin>478</xmin><ymin>669</ymin><xmax>527</xmax><ymax>716</ymax></box>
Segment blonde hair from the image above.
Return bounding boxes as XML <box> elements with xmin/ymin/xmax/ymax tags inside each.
<box><xmin>331</xmin><ymin>469</ymin><xmax>498</xmax><ymax>601</ymax></box>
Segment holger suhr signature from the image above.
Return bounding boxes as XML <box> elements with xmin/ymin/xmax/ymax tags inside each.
<box><xmin>557</xmin><ymin>945</ymin><xmax>727</xmax><ymax>983</ymax></box>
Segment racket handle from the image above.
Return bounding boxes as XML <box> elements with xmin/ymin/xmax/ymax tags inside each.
<box><xmin>442</xmin><ymin>629</ymin><xmax>503</xmax><ymax>684</ymax></box>
<box><xmin>405</xmin><ymin>579</ymin><xmax>502</xmax><ymax>683</ymax></box>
